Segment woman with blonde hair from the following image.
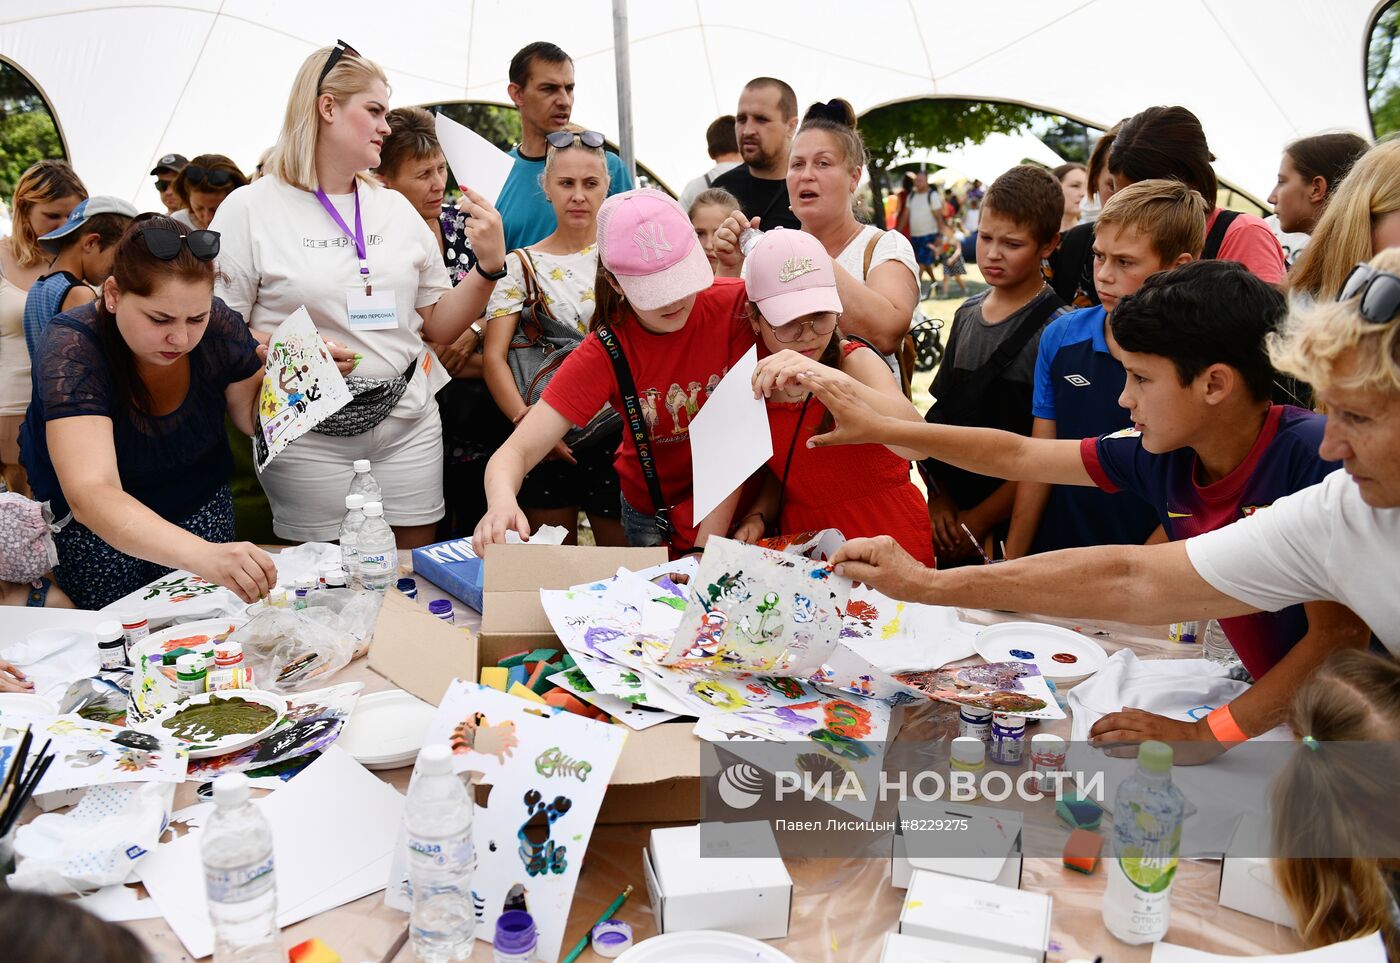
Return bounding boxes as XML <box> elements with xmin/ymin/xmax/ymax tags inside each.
<box><xmin>212</xmin><ymin>41</ymin><xmax>506</xmax><ymax>547</ymax></box>
<box><xmin>0</xmin><ymin>161</ymin><xmax>87</xmax><ymax>495</ymax></box>
<box><xmin>171</xmin><ymin>153</ymin><xmax>248</xmax><ymax>231</ymax></box>
<box><xmin>1288</xmin><ymin>139</ymin><xmax>1400</xmax><ymax>303</ymax></box>
<box><xmin>1271</xmin><ymin>650</ymin><xmax>1400</xmax><ymax>958</ymax></box>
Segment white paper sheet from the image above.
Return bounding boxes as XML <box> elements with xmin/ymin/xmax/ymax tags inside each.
<box><xmin>1151</xmin><ymin>932</ymin><xmax>1385</xmax><ymax>962</ymax></box>
<box><xmin>0</xmin><ymin>628</ymin><xmax>101</xmax><ymax>701</ymax></box>
<box><xmin>687</xmin><ymin>346</ymin><xmax>772</xmax><ymax>523</ymax></box>
<box><xmin>138</xmin><ymin>746</ymin><xmax>403</xmax><ymax>959</ymax></box>
<box><xmin>435</xmin><ymin>112</ymin><xmax>516</xmax><ymax>204</ymax></box>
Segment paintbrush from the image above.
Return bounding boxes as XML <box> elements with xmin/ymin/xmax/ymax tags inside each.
<box><xmin>0</xmin><ymin>749</ymin><xmax>53</xmax><ymax>838</ymax></box>
<box><xmin>960</xmin><ymin>522</ymin><xmax>992</xmax><ymax>564</ymax></box>
<box><xmin>0</xmin><ymin>726</ymin><xmax>33</xmax><ymax>823</ymax></box>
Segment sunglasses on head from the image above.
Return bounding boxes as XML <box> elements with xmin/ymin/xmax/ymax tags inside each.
<box><xmin>546</xmin><ymin>130</ymin><xmax>606</xmax><ymax>150</ymax></box>
<box><xmin>184</xmin><ymin>166</ymin><xmax>237</xmax><ymax>189</ymax></box>
<box><xmin>1338</xmin><ymin>262</ymin><xmax>1400</xmax><ymax>325</ymax></box>
<box><xmin>318</xmin><ymin>39</ymin><xmax>360</xmax><ymax>89</ymax></box>
<box><xmin>138</xmin><ymin>226</ymin><xmax>221</xmax><ymax>261</ymax></box>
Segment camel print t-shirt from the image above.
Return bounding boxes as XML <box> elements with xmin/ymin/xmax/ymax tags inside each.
<box><xmin>542</xmin><ymin>277</ymin><xmax>753</xmax><ymax>548</ymax></box>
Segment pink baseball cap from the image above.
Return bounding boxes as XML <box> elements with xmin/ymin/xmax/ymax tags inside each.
<box><xmin>744</xmin><ymin>228</ymin><xmax>843</xmax><ymax>327</ymax></box>
<box><xmin>597</xmin><ymin>188</ymin><xmax>714</xmax><ymax>311</ymax></box>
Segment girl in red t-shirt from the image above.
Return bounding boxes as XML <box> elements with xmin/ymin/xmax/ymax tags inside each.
<box><xmin>474</xmin><ymin>189</ymin><xmax>755</xmax><ymax>555</ymax></box>
<box><xmin>732</xmin><ymin>229</ymin><xmax>935</xmax><ymax>565</ymax></box>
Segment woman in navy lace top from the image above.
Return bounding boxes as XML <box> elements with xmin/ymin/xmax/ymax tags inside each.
<box><xmin>20</xmin><ymin>216</ymin><xmax>277</xmax><ymax>609</ymax></box>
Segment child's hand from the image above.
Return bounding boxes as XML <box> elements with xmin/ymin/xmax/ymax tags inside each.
<box><xmin>0</xmin><ymin>660</ymin><xmax>33</xmax><ymax>693</ymax></box>
<box><xmin>732</xmin><ymin>513</ymin><xmax>766</xmax><ymax>544</ymax></box>
<box><xmin>473</xmin><ymin>504</ymin><xmax>532</xmax><ymax>555</ymax></box>
<box><xmin>927</xmin><ymin>490</ymin><xmax>965</xmax><ymax>558</ymax></box>
<box><xmin>712</xmin><ymin>211</ymin><xmax>756</xmax><ymax>275</ymax></box>
<box><xmin>752</xmin><ymin>349</ymin><xmax>823</xmax><ymax>398</ymax></box>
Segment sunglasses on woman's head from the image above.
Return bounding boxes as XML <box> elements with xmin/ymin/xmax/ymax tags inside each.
<box><xmin>318</xmin><ymin>39</ymin><xmax>360</xmax><ymax>89</ymax></box>
<box><xmin>184</xmin><ymin>166</ymin><xmax>237</xmax><ymax>188</ymax></box>
<box><xmin>546</xmin><ymin>130</ymin><xmax>606</xmax><ymax>150</ymax></box>
<box><xmin>139</xmin><ymin>227</ymin><xmax>220</xmax><ymax>261</ymax></box>
<box><xmin>1338</xmin><ymin>262</ymin><xmax>1400</xmax><ymax>325</ymax></box>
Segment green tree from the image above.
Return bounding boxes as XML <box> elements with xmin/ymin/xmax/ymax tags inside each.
<box><xmin>0</xmin><ymin>62</ymin><xmax>64</xmax><ymax>198</ymax></box>
<box><xmin>1369</xmin><ymin>2</ymin><xmax>1400</xmax><ymax>137</ymax></box>
<box><xmin>428</xmin><ymin>101</ymin><xmax>521</xmax><ymax>153</ymax></box>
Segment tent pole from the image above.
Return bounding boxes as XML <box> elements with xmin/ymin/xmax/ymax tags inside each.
<box><xmin>612</xmin><ymin>0</ymin><xmax>637</xmax><ymax>184</ymax></box>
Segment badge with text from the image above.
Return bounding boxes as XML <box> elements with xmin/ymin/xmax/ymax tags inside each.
<box><xmin>346</xmin><ymin>288</ymin><xmax>398</xmax><ymax>331</ymax></box>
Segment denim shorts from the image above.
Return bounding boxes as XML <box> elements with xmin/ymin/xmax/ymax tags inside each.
<box><xmin>620</xmin><ymin>494</ymin><xmax>666</xmax><ymax>548</ymax></box>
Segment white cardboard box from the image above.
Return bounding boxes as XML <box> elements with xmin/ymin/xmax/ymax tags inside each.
<box><xmin>1218</xmin><ymin>816</ymin><xmax>1296</xmax><ymax>927</ymax></box>
<box><xmin>891</xmin><ymin>801</ymin><xmax>1023</xmax><ymax>889</ymax></box>
<box><xmin>643</xmin><ymin>821</ymin><xmax>792</xmax><ymax>940</ymax></box>
<box><xmin>880</xmin><ymin>932</ymin><xmax>1038</xmax><ymax>963</ymax></box>
<box><xmin>899</xmin><ymin>869</ymin><xmax>1051</xmax><ymax>962</ymax></box>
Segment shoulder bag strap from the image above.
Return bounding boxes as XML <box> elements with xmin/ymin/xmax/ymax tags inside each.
<box><xmin>862</xmin><ymin>230</ymin><xmax>883</xmax><ymax>279</ymax></box>
<box><xmin>1202</xmin><ymin>210</ymin><xmax>1240</xmax><ymax>261</ymax></box>
<box><xmin>595</xmin><ymin>321</ymin><xmax>671</xmax><ymax>542</ymax></box>
<box><xmin>773</xmin><ymin>394</ymin><xmax>814</xmax><ymax>530</ymax></box>
<box><xmin>934</xmin><ymin>292</ymin><xmax>1063</xmax><ymax>422</ymax></box>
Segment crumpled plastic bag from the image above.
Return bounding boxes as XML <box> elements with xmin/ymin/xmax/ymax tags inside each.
<box><xmin>232</xmin><ymin>588</ymin><xmax>382</xmax><ymax>693</ymax></box>
<box><xmin>7</xmin><ymin>782</ymin><xmax>174</xmax><ymax>894</ymax></box>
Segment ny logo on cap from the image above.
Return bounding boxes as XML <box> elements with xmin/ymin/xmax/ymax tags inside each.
<box><xmin>778</xmin><ymin>257</ymin><xmax>816</xmax><ymax>283</ymax></box>
<box><xmin>633</xmin><ymin>221</ymin><xmax>673</xmax><ymax>261</ymax></box>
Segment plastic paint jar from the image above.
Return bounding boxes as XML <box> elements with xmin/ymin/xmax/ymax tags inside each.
<box><xmin>990</xmin><ymin>713</ymin><xmax>1027</xmax><ymax>765</ymax></box>
<box><xmin>120</xmin><ymin>612</ymin><xmax>149</xmax><ymax>663</ymax></box>
<box><xmin>267</xmin><ymin>587</ymin><xmax>287</xmax><ymax>608</ymax></box>
<box><xmin>950</xmin><ymin>736</ymin><xmax>986</xmax><ymax>798</ymax></box>
<box><xmin>176</xmin><ymin>653</ymin><xmax>208</xmax><ymax>699</ymax></box>
<box><xmin>95</xmin><ymin>620</ymin><xmax>126</xmax><ymax>670</ymax></box>
<box><xmin>396</xmin><ymin>577</ymin><xmax>418</xmax><ymax>599</ymax></box>
<box><xmin>1029</xmin><ymin>733</ymin><xmax>1067</xmax><ymax>793</ymax></box>
<box><xmin>590</xmin><ymin>919</ymin><xmax>633</xmax><ymax>958</ymax></box>
<box><xmin>324</xmin><ymin>568</ymin><xmax>347</xmax><ymax>590</ymax></box>
<box><xmin>293</xmin><ymin>578</ymin><xmax>314</xmax><ymax>609</ymax></box>
<box><xmin>209</xmin><ymin>642</ymin><xmax>251</xmax><ymax>691</ymax></box>
<box><xmin>493</xmin><ymin>909</ymin><xmax>538</xmax><ymax>963</ymax></box>
<box><xmin>958</xmin><ymin>705</ymin><xmax>993</xmax><ymax>741</ymax></box>
<box><xmin>427</xmin><ymin>599</ymin><xmax>455</xmax><ymax>624</ymax></box>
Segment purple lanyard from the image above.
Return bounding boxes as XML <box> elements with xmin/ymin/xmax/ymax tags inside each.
<box><xmin>313</xmin><ymin>183</ymin><xmax>372</xmax><ymax>293</ymax></box>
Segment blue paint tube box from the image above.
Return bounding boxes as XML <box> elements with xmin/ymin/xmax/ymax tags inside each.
<box><xmin>411</xmin><ymin>538</ymin><xmax>486</xmax><ymax>612</ymax></box>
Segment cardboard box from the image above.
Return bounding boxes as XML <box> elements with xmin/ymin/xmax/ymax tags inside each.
<box><xmin>368</xmin><ymin>586</ymin><xmax>479</xmax><ymax>705</ymax></box>
<box><xmin>880</xmin><ymin>932</ymin><xmax>1038</xmax><ymax>963</ymax></box>
<box><xmin>643</xmin><ymin>822</ymin><xmax>792</xmax><ymax>940</ymax></box>
<box><xmin>477</xmin><ymin>544</ymin><xmax>668</xmax><ymax>667</ymax></box>
<box><xmin>1218</xmin><ymin>816</ymin><xmax>1296</xmax><ymax>927</ymax></box>
<box><xmin>891</xmin><ymin>801</ymin><xmax>1023</xmax><ymax>890</ymax></box>
<box><xmin>899</xmin><ymin>869</ymin><xmax>1051</xmax><ymax>962</ymax></box>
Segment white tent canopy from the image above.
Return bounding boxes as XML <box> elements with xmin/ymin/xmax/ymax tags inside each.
<box><xmin>1</xmin><ymin>0</ymin><xmax>1379</xmax><ymax>212</ymax></box>
<box><xmin>904</xmin><ymin>132</ymin><xmax>1069</xmax><ymax>187</ymax></box>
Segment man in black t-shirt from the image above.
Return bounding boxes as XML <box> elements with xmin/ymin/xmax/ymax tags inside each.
<box><xmin>712</xmin><ymin>77</ymin><xmax>802</xmax><ymax>231</ymax></box>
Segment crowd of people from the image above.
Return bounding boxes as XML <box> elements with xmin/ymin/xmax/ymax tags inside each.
<box><xmin>0</xmin><ymin>37</ymin><xmax>1398</xmax><ymax>954</ymax></box>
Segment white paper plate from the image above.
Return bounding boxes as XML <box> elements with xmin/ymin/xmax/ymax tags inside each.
<box><xmin>147</xmin><ymin>689</ymin><xmax>286</xmax><ymax>758</ymax></box>
<box><xmin>337</xmin><ymin>689</ymin><xmax>435</xmax><ymax>769</ymax></box>
<box><xmin>975</xmin><ymin>621</ymin><xmax>1108</xmax><ymax>683</ymax></box>
<box><xmin>0</xmin><ymin>692</ymin><xmax>61</xmax><ymax>717</ymax></box>
<box><xmin>616</xmin><ymin>932</ymin><xmax>796</xmax><ymax>962</ymax></box>
<box><xmin>131</xmin><ymin>618</ymin><xmax>246</xmax><ymax>665</ymax></box>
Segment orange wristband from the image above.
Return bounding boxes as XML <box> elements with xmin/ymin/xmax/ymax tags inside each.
<box><xmin>1206</xmin><ymin>704</ymin><xmax>1248</xmax><ymax>744</ymax></box>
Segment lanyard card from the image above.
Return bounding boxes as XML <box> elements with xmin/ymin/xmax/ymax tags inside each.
<box><xmin>346</xmin><ymin>288</ymin><xmax>398</xmax><ymax>331</ymax></box>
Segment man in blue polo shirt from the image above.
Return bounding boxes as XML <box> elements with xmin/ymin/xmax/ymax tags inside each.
<box><xmin>1006</xmin><ymin>180</ymin><xmax>1204</xmax><ymax>556</ymax></box>
<box><xmin>497</xmin><ymin>41</ymin><xmax>634</xmax><ymax>252</ymax></box>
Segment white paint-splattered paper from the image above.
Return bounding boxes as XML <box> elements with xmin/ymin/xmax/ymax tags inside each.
<box><xmin>254</xmin><ymin>307</ymin><xmax>352</xmax><ymax>471</ymax></box>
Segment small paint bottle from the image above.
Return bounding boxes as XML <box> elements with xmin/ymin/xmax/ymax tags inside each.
<box><xmin>317</xmin><ymin>561</ymin><xmax>339</xmax><ymax>590</ymax></box>
<box><xmin>958</xmin><ymin>705</ymin><xmax>993</xmax><ymax>742</ymax></box>
<box><xmin>120</xmin><ymin>611</ymin><xmax>149</xmax><ymax>663</ymax></box>
<box><xmin>324</xmin><ymin>568</ymin><xmax>347</xmax><ymax>590</ymax></box>
<box><xmin>293</xmin><ymin>577</ymin><xmax>314</xmax><ymax>609</ymax></box>
<box><xmin>209</xmin><ymin>642</ymin><xmax>251</xmax><ymax>691</ymax></box>
<box><xmin>949</xmin><ymin>736</ymin><xmax>986</xmax><ymax>798</ymax></box>
<box><xmin>1169</xmin><ymin>620</ymin><xmax>1202</xmax><ymax>644</ymax></box>
<box><xmin>175</xmin><ymin>653</ymin><xmax>208</xmax><ymax>699</ymax></box>
<box><xmin>428</xmin><ymin>599</ymin><xmax>454</xmax><ymax>624</ymax></box>
<box><xmin>1029</xmin><ymin>733</ymin><xmax>1067</xmax><ymax>793</ymax></box>
<box><xmin>396</xmin><ymin>576</ymin><xmax>418</xmax><ymax>599</ymax></box>
<box><xmin>95</xmin><ymin>620</ymin><xmax>126</xmax><ymax>670</ymax></box>
<box><xmin>493</xmin><ymin>909</ymin><xmax>538</xmax><ymax>963</ymax></box>
<box><xmin>990</xmin><ymin>713</ymin><xmax>1028</xmax><ymax>765</ymax></box>
<box><xmin>267</xmin><ymin>586</ymin><xmax>288</xmax><ymax>608</ymax></box>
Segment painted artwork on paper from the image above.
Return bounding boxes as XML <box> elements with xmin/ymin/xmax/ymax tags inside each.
<box><xmin>184</xmin><ymin>683</ymin><xmax>363</xmax><ymax>779</ymax></box>
<box><xmin>0</xmin><ymin>714</ymin><xmax>188</xmax><ymax>793</ymax></box>
<box><xmin>394</xmin><ymin>680</ymin><xmax>627</xmax><ymax>963</ymax></box>
<box><xmin>254</xmin><ymin>307</ymin><xmax>352</xmax><ymax>471</ymax></box>
<box><xmin>895</xmin><ymin>660</ymin><xmax>1066</xmax><ymax>720</ymax></box>
<box><xmin>665</xmin><ymin>537</ymin><xmax>849</xmax><ymax>676</ymax></box>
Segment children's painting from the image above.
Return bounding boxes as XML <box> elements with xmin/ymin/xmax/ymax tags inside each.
<box><xmin>101</xmin><ymin>571</ymin><xmax>247</xmax><ymax>627</ymax></box>
<box><xmin>254</xmin><ymin>307</ymin><xmax>352</xmax><ymax>471</ymax></box>
<box><xmin>0</xmin><ymin>714</ymin><xmax>188</xmax><ymax>793</ymax></box>
<box><xmin>184</xmin><ymin>683</ymin><xmax>363</xmax><ymax>780</ymax></box>
<box><xmin>390</xmin><ymin>681</ymin><xmax>626</xmax><ymax>963</ymax></box>
<box><xmin>665</xmin><ymin>537</ymin><xmax>849</xmax><ymax>676</ymax></box>
<box><xmin>546</xmin><ymin>670</ymin><xmax>677</xmax><ymax>731</ymax></box>
<box><xmin>895</xmin><ymin>660</ymin><xmax>1066</xmax><ymax>720</ymax></box>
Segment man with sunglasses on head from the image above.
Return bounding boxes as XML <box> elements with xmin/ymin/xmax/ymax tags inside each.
<box><xmin>150</xmin><ymin>153</ymin><xmax>188</xmax><ymax>215</ymax></box>
<box><xmin>496</xmin><ymin>41</ymin><xmax>634</xmax><ymax>252</ymax></box>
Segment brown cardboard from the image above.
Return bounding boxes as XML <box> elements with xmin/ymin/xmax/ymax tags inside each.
<box><xmin>367</xmin><ymin>587</ymin><xmax>480</xmax><ymax>705</ymax></box>
<box><xmin>477</xmin><ymin>543</ymin><xmax>668</xmax><ymax>666</ymax></box>
<box><xmin>599</xmin><ymin>721</ymin><xmax>702</xmax><ymax>823</ymax></box>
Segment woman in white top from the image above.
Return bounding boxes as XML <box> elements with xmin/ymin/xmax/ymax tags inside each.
<box><xmin>212</xmin><ymin>42</ymin><xmax>504</xmax><ymax>546</ymax></box>
<box><xmin>713</xmin><ymin>98</ymin><xmax>918</xmax><ymax>363</ymax></box>
<box><xmin>480</xmin><ymin>134</ymin><xmax>625</xmax><ymax>547</ymax></box>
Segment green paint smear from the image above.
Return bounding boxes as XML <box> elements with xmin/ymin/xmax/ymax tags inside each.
<box><xmin>162</xmin><ymin>696</ymin><xmax>278</xmax><ymax>743</ymax></box>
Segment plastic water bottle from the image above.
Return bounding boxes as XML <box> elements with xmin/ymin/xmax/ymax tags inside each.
<box><xmin>1200</xmin><ymin>619</ymin><xmax>1239</xmax><ymax>667</ymax></box>
<box><xmin>1103</xmin><ymin>740</ymin><xmax>1186</xmax><ymax>944</ymax></box>
<box><xmin>348</xmin><ymin>458</ymin><xmax>382</xmax><ymax>504</ymax></box>
<box><xmin>357</xmin><ymin>501</ymin><xmax>397</xmax><ymax>592</ymax></box>
<box><xmin>340</xmin><ymin>493</ymin><xmax>367</xmax><ymax>587</ymax></box>
<box><xmin>405</xmin><ymin>745</ymin><xmax>477</xmax><ymax>962</ymax></box>
<box><xmin>202</xmin><ymin>773</ymin><xmax>280</xmax><ymax>962</ymax></box>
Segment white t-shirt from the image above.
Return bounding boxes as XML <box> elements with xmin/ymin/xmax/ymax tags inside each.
<box><xmin>679</xmin><ymin>161</ymin><xmax>743</xmax><ymax>212</ymax></box>
<box><xmin>170</xmin><ymin>209</ymin><xmax>196</xmax><ymax>230</ymax></box>
<box><xmin>1186</xmin><ymin>470</ymin><xmax>1400</xmax><ymax>653</ymax></box>
<box><xmin>836</xmin><ymin>224</ymin><xmax>917</xmax><ymax>287</ymax></box>
<box><xmin>906</xmin><ymin>190</ymin><xmax>939</xmax><ymax>237</ymax></box>
<box><xmin>485</xmin><ymin>244</ymin><xmax>598</xmax><ymax>334</ymax></box>
<box><xmin>212</xmin><ymin>176</ymin><xmax>450</xmax><ymax>418</ymax></box>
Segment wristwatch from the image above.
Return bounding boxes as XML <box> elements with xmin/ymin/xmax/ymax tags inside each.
<box><xmin>469</xmin><ymin>321</ymin><xmax>485</xmax><ymax>339</ymax></box>
<box><xmin>475</xmin><ymin>260</ymin><xmax>508</xmax><ymax>282</ymax></box>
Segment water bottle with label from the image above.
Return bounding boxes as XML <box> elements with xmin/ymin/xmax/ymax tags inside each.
<box><xmin>357</xmin><ymin>502</ymin><xmax>397</xmax><ymax>593</ymax></box>
<box><xmin>405</xmin><ymin>745</ymin><xmax>477</xmax><ymax>962</ymax></box>
<box><xmin>202</xmin><ymin>773</ymin><xmax>280</xmax><ymax>962</ymax></box>
<box><xmin>1103</xmin><ymin>740</ymin><xmax>1185</xmax><ymax>945</ymax></box>
<box><xmin>1200</xmin><ymin>619</ymin><xmax>1239</xmax><ymax>667</ymax></box>
<box><xmin>340</xmin><ymin>493</ymin><xmax>367</xmax><ymax>588</ymax></box>
<box><xmin>347</xmin><ymin>458</ymin><xmax>382</xmax><ymax>503</ymax></box>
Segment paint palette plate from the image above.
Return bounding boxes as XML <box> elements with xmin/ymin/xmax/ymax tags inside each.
<box><xmin>617</xmin><ymin>931</ymin><xmax>797</xmax><ymax>962</ymax></box>
<box><xmin>974</xmin><ymin>621</ymin><xmax>1108</xmax><ymax>683</ymax></box>
<box><xmin>147</xmin><ymin>689</ymin><xmax>287</xmax><ymax>758</ymax></box>
<box><xmin>337</xmin><ymin>688</ymin><xmax>435</xmax><ymax>770</ymax></box>
<box><xmin>0</xmin><ymin>692</ymin><xmax>61</xmax><ymax>718</ymax></box>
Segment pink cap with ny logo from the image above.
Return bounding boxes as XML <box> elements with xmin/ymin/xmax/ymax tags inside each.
<box><xmin>597</xmin><ymin>188</ymin><xmax>715</xmax><ymax>311</ymax></box>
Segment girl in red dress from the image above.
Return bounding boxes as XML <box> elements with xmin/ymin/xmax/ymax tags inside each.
<box><xmin>734</xmin><ymin>229</ymin><xmax>935</xmax><ymax>564</ymax></box>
